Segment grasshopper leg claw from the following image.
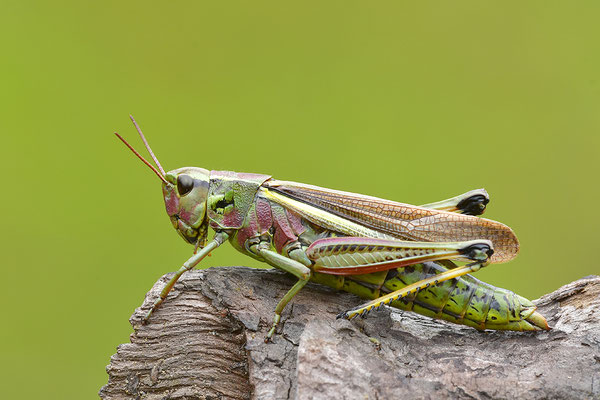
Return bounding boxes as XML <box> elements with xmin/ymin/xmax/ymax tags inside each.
<box><xmin>265</xmin><ymin>314</ymin><xmax>281</xmax><ymax>342</ymax></box>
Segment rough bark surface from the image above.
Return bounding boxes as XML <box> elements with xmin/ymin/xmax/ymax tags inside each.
<box><xmin>100</xmin><ymin>268</ymin><xmax>600</xmax><ymax>400</ymax></box>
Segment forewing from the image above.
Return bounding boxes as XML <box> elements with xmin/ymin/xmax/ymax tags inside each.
<box><xmin>263</xmin><ymin>180</ymin><xmax>519</xmax><ymax>263</ymax></box>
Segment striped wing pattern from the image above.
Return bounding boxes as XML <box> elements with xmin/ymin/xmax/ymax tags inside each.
<box><xmin>264</xmin><ymin>180</ymin><xmax>519</xmax><ymax>263</ymax></box>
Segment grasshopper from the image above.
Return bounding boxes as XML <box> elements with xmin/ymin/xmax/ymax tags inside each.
<box><xmin>116</xmin><ymin>116</ymin><xmax>549</xmax><ymax>341</ymax></box>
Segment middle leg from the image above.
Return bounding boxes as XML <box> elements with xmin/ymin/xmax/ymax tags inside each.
<box><xmin>249</xmin><ymin>243</ymin><xmax>313</xmax><ymax>341</ymax></box>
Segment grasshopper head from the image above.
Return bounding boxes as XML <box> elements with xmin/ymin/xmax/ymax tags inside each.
<box><xmin>115</xmin><ymin>116</ymin><xmax>210</xmax><ymax>249</ymax></box>
<box><xmin>163</xmin><ymin>167</ymin><xmax>210</xmax><ymax>247</ymax></box>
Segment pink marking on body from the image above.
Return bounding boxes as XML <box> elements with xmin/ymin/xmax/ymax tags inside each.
<box><xmin>285</xmin><ymin>209</ymin><xmax>306</xmax><ymax>237</ymax></box>
<box><xmin>315</xmin><ymin>261</ymin><xmax>408</xmax><ymax>276</ymax></box>
<box><xmin>237</xmin><ymin>208</ymin><xmax>259</xmax><ymax>248</ymax></box>
<box><xmin>237</xmin><ymin>172</ymin><xmax>271</xmax><ymax>181</ymax></box>
<box><xmin>179</xmin><ymin>208</ymin><xmax>192</xmax><ymax>222</ymax></box>
<box><xmin>211</xmin><ymin>170</ymin><xmax>236</xmax><ymax>178</ymax></box>
<box><xmin>223</xmin><ymin>207</ymin><xmax>243</xmax><ymax>227</ymax></box>
<box><xmin>255</xmin><ymin>197</ymin><xmax>273</xmax><ymax>235</ymax></box>
<box><xmin>163</xmin><ymin>187</ymin><xmax>179</xmax><ymax>217</ymax></box>
<box><xmin>273</xmin><ymin>228</ymin><xmax>291</xmax><ymax>253</ymax></box>
<box><xmin>315</xmin><ymin>254</ymin><xmax>451</xmax><ymax>275</ymax></box>
<box><xmin>210</xmin><ymin>170</ymin><xmax>271</xmax><ymax>183</ymax></box>
<box><xmin>272</xmin><ymin>207</ymin><xmax>297</xmax><ymax>253</ymax></box>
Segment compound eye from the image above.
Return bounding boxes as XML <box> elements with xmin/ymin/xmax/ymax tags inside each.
<box><xmin>177</xmin><ymin>174</ymin><xmax>194</xmax><ymax>196</ymax></box>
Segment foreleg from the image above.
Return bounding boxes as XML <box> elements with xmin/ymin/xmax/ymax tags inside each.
<box><xmin>249</xmin><ymin>243</ymin><xmax>312</xmax><ymax>341</ymax></box>
<box><xmin>143</xmin><ymin>231</ymin><xmax>229</xmax><ymax>322</ymax></box>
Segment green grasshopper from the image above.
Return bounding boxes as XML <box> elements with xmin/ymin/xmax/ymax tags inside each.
<box><xmin>116</xmin><ymin>116</ymin><xmax>549</xmax><ymax>341</ymax></box>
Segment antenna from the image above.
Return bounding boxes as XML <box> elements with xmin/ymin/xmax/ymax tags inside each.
<box><xmin>115</xmin><ymin>132</ymin><xmax>169</xmax><ymax>185</ymax></box>
<box><xmin>129</xmin><ymin>115</ymin><xmax>166</xmax><ymax>176</ymax></box>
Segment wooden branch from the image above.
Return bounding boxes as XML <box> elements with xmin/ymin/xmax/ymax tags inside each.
<box><xmin>100</xmin><ymin>267</ymin><xmax>600</xmax><ymax>399</ymax></box>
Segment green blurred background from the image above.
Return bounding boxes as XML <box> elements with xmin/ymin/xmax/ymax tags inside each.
<box><xmin>2</xmin><ymin>1</ymin><xmax>599</xmax><ymax>397</ymax></box>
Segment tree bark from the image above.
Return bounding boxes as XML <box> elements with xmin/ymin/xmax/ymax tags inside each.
<box><xmin>100</xmin><ymin>267</ymin><xmax>600</xmax><ymax>400</ymax></box>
